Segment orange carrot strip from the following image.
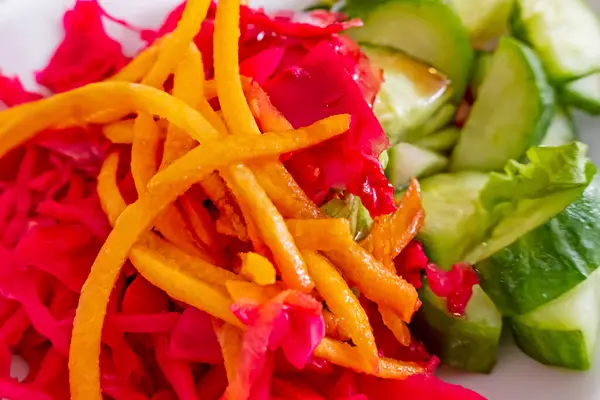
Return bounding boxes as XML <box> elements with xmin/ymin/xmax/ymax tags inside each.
<box><xmin>70</xmin><ymin>117</ymin><xmax>346</xmax><ymax>400</ymax></box>
<box><xmin>131</xmin><ymin>113</ymin><xmax>211</xmax><ymax>262</ymax></box>
<box><xmin>239</xmin><ymin>252</ymin><xmax>277</xmax><ymax>285</ymax></box>
<box><xmin>129</xmin><ymin>246</ymin><xmax>238</xmax><ymax>325</ymax></box>
<box><xmin>286</xmin><ymin>219</ymin><xmax>354</xmax><ymax>251</ymax></box>
<box><xmin>142</xmin><ymin>0</ymin><xmax>212</xmax><ymax>88</ymax></box>
<box><xmin>323</xmin><ymin>309</ymin><xmax>351</xmax><ymax>341</ymax></box>
<box><xmin>226</xmin><ymin>164</ymin><xmax>314</xmax><ymax>292</ymax></box>
<box><xmin>102</xmin><ymin>120</ymin><xmax>135</xmax><ymax>144</ymax></box>
<box><xmin>304</xmin><ymin>251</ymin><xmax>379</xmax><ymax>373</ymax></box>
<box><xmin>361</xmin><ymin>179</ymin><xmax>425</xmax><ymax>269</ymax></box>
<box><xmin>109</xmin><ymin>43</ymin><xmax>159</xmax><ymax>83</ymax></box>
<box><xmin>225</xmin><ymin>280</ymin><xmax>282</xmax><ymax>304</ymax></box>
<box><xmin>325</xmin><ymin>242</ymin><xmax>419</xmax><ymax>322</ymax></box>
<box><xmin>379</xmin><ymin>307</ymin><xmax>412</xmax><ymax>347</ymax></box>
<box><xmin>131</xmin><ymin>114</ymin><xmax>162</xmax><ymax>194</ymax></box>
<box><xmin>200</xmin><ymin>172</ymin><xmax>248</xmax><ymax>241</ymax></box>
<box><xmin>315</xmin><ymin>338</ymin><xmax>425</xmax><ymax>379</ymax></box>
<box><xmin>97</xmin><ymin>152</ymin><xmax>127</xmax><ymax>226</ymax></box>
<box><xmin>0</xmin><ymin>82</ymin><xmax>221</xmax><ymax>158</ymax></box>
<box><xmin>178</xmin><ymin>194</ymin><xmax>222</xmax><ymax>254</ymax></box>
<box><xmin>161</xmin><ymin>44</ymin><xmax>206</xmax><ymax>168</ymax></box>
<box><xmin>141</xmin><ymin>233</ymin><xmax>240</xmax><ymax>289</ymax></box>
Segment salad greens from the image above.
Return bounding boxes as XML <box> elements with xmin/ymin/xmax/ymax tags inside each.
<box><xmin>318</xmin><ymin>0</ymin><xmax>600</xmax><ymax>374</ymax></box>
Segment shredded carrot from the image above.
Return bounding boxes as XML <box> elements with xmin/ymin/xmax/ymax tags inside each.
<box><xmin>303</xmin><ymin>251</ymin><xmax>379</xmax><ymax>373</ymax></box>
<box><xmin>101</xmin><ymin>119</ymin><xmax>135</xmax><ymax>144</ymax></box>
<box><xmin>226</xmin><ymin>165</ymin><xmax>314</xmax><ymax>292</ymax></box>
<box><xmin>379</xmin><ymin>307</ymin><xmax>412</xmax><ymax>347</ymax></box>
<box><xmin>70</xmin><ymin>119</ymin><xmax>347</xmax><ymax>400</ymax></box>
<box><xmin>131</xmin><ymin>112</ymin><xmax>212</xmax><ymax>262</ymax></box>
<box><xmin>286</xmin><ymin>219</ymin><xmax>354</xmax><ymax>251</ymax></box>
<box><xmin>315</xmin><ymin>338</ymin><xmax>425</xmax><ymax>379</ymax></box>
<box><xmin>239</xmin><ymin>252</ymin><xmax>277</xmax><ymax>285</ymax></box>
<box><xmin>161</xmin><ymin>44</ymin><xmax>206</xmax><ymax>168</ymax></box>
<box><xmin>0</xmin><ymin>82</ymin><xmax>222</xmax><ymax>158</ymax></box>
<box><xmin>109</xmin><ymin>42</ymin><xmax>160</xmax><ymax>83</ymax></box>
<box><xmin>141</xmin><ymin>233</ymin><xmax>240</xmax><ymax>289</ymax></box>
<box><xmin>97</xmin><ymin>152</ymin><xmax>127</xmax><ymax>225</ymax></box>
<box><xmin>323</xmin><ymin>309</ymin><xmax>351</xmax><ymax>341</ymax></box>
<box><xmin>325</xmin><ymin>242</ymin><xmax>419</xmax><ymax>322</ymax></box>
<box><xmin>142</xmin><ymin>0</ymin><xmax>212</xmax><ymax>88</ymax></box>
<box><xmin>178</xmin><ymin>194</ymin><xmax>222</xmax><ymax>255</ymax></box>
<box><xmin>225</xmin><ymin>280</ymin><xmax>282</xmax><ymax>304</ymax></box>
<box><xmin>361</xmin><ymin>179</ymin><xmax>425</xmax><ymax>269</ymax></box>
<box><xmin>129</xmin><ymin>246</ymin><xmax>239</xmax><ymax>325</ymax></box>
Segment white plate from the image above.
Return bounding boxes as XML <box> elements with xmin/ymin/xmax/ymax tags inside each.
<box><xmin>1</xmin><ymin>1</ymin><xmax>600</xmax><ymax>399</ymax></box>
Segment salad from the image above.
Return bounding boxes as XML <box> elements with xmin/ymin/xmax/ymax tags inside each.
<box><xmin>0</xmin><ymin>0</ymin><xmax>599</xmax><ymax>399</ymax></box>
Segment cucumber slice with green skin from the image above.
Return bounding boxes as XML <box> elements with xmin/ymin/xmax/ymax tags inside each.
<box><xmin>540</xmin><ymin>107</ymin><xmax>577</xmax><ymax>147</ymax></box>
<box><xmin>476</xmin><ymin>182</ymin><xmax>600</xmax><ymax>316</ymax></box>
<box><xmin>450</xmin><ymin>37</ymin><xmax>555</xmax><ymax>172</ymax></box>
<box><xmin>418</xmin><ymin>172</ymin><xmax>490</xmax><ymax>268</ymax></box>
<box><xmin>413</xmin><ymin>127</ymin><xmax>460</xmax><ymax>153</ymax></box>
<box><xmin>365</xmin><ymin>45</ymin><xmax>452</xmax><ymax>143</ymax></box>
<box><xmin>451</xmin><ymin>0</ymin><xmax>513</xmax><ymax>48</ymax></box>
<box><xmin>386</xmin><ymin>143</ymin><xmax>448</xmax><ymax>189</ymax></box>
<box><xmin>321</xmin><ymin>195</ymin><xmax>373</xmax><ymax>241</ymax></box>
<box><xmin>510</xmin><ymin>0</ymin><xmax>600</xmax><ymax>83</ymax></box>
<box><xmin>344</xmin><ymin>0</ymin><xmax>473</xmax><ymax>102</ymax></box>
<box><xmin>469</xmin><ymin>51</ymin><xmax>493</xmax><ymax>98</ymax></box>
<box><xmin>562</xmin><ymin>73</ymin><xmax>600</xmax><ymax>115</ymax></box>
<box><xmin>510</xmin><ymin>270</ymin><xmax>600</xmax><ymax>370</ymax></box>
<box><xmin>415</xmin><ymin>284</ymin><xmax>502</xmax><ymax>373</ymax></box>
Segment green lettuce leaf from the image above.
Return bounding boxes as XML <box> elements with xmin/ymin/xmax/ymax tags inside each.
<box><xmin>466</xmin><ymin>142</ymin><xmax>596</xmax><ymax>263</ymax></box>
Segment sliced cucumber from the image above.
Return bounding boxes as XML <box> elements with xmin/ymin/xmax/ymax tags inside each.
<box><xmin>408</xmin><ymin>104</ymin><xmax>457</xmax><ymax>140</ymax></box>
<box><xmin>413</xmin><ymin>127</ymin><xmax>460</xmax><ymax>153</ymax></box>
<box><xmin>469</xmin><ymin>51</ymin><xmax>493</xmax><ymax>98</ymax></box>
<box><xmin>418</xmin><ymin>172</ymin><xmax>490</xmax><ymax>268</ymax></box>
<box><xmin>562</xmin><ymin>73</ymin><xmax>600</xmax><ymax>115</ymax></box>
<box><xmin>415</xmin><ymin>284</ymin><xmax>502</xmax><ymax>373</ymax></box>
<box><xmin>511</xmin><ymin>269</ymin><xmax>600</xmax><ymax>370</ymax></box>
<box><xmin>365</xmin><ymin>45</ymin><xmax>452</xmax><ymax>143</ymax></box>
<box><xmin>344</xmin><ymin>0</ymin><xmax>473</xmax><ymax>102</ymax></box>
<box><xmin>476</xmin><ymin>181</ymin><xmax>600</xmax><ymax>316</ymax></box>
<box><xmin>452</xmin><ymin>0</ymin><xmax>514</xmax><ymax>48</ymax></box>
<box><xmin>540</xmin><ymin>107</ymin><xmax>577</xmax><ymax>147</ymax></box>
<box><xmin>510</xmin><ymin>0</ymin><xmax>600</xmax><ymax>82</ymax></box>
<box><xmin>386</xmin><ymin>143</ymin><xmax>448</xmax><ymax>189</ymax></box>
<box><xmin>450</xmin><ymin>37</ymin><xmax>555</xmax><ymax>172</ymax></box>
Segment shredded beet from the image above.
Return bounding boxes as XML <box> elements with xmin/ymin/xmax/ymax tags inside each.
<box><xmin>426</xmin><ymin>263</ymin><xmax>479</xmax><ymax>317</ymax></box>
<box><xmin>0</xmin><ymin>74</ymin><xmax>43</xmax><ymax>108</ymax></box>
<box><xmin>36</xmin><ymin>0</ymin><xmax>130</xmax><ymax>93</ymax></box>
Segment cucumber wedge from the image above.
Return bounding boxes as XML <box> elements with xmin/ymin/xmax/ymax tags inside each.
<box><xmin>418</xmin><ymin>172</ymin><xmax>490</xmax><ymax>268</ymax></box>
<box><xmin>511</xmin><ymin>270</ymin><xmax>600</xmax><ymax>370</ymax></box>
<box><xmin>450</xmin><ymin>37</ymin><xmax>555</xmax><ymax>171</ymax></box>
<box><xmin>415</xmin><ymin>284</ymin><xmax>502</xmax><ymax>373</ymax></box>
<box><xmin>511</xmin><ymin>0</ymin><xmax>600</xmax><ymax>82</ymax></box>
<box><xmin>469</xmin><ymin>51</ymin><xmax>493</xmax><ymax>98</ymax></box>
<box><xmin>476</xmin><ymin>181</ymin><xmax>600</xmax><ymax>316</ymax></box>
<box><xmin>562</xmin><ymin>73</ymin><xmax>600</xmax><ymax>115</ymax></box>
<box><xmin>344</xmin><ymin>0</ymin><xmax>473</xmax><ymax>102</ymax></box>
<box><xmin>414</xmin><ymin>127</ymin><xmax>460</xmax><ymax>153</ymax></box>
<box><xmin>452</xmin><ymin>0</ymin><xmax>514</xmax><ymax>48</ymax></box>
<box><xmin>540</xmin><ymin>107</ymin><xmax>577</xmax><ymax>147</ymax></box>
<box><xmin>365</xmin><ymin>45</ymin><xmax>452</xmax><ymax>143</ymax></box>
<box><xmin>386</xmin><ymin>143</ymin><xmax>448</xmax><ymax>188</ymax></box>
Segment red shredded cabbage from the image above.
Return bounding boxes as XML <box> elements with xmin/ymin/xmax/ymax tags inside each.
<box><xmin>426</xmin><ymin>263</ymin><xmax>479</xmax><ymax>317</ymax></box>
<box><xmin>168</xmin><ymin>308</ymin><xmax>222</xmax><ymax>364</ymax></box>
<box><xmin>0</xmin><ymin>74</ymin><xmax>43</xmax><ymax>107</ymax></box>
<box><xmin>36</xmin><ymin>0</ymin><xmax>129</xmax><ymax>93</ymax></box>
